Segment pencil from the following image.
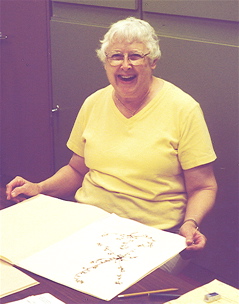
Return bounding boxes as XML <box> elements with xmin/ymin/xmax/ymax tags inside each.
<box><xmin>118</xmin><ymin>288</ymin><xmax>179</xmax><ymax>298</ymax></box>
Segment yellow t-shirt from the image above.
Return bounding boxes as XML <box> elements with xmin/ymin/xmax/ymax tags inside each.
<box><xmin>67</xmin><ymin>80</ymin><xmax>216</xmax><ymax>230</ymax></box>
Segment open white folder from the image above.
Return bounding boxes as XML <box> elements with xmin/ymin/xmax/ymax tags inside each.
<box><xmin>0</xmin><ymin>194</ymin><xmax>186</xmax><ymax>301</ymax></box>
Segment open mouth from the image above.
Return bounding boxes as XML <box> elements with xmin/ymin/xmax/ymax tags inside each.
<box><xmin>118</xmin><ymin>75</ymin><xmax>137</xmax><ymax>82</ymax></box>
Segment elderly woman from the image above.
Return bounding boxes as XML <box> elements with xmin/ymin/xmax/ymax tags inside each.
<box><xmin>6</xmin><ymin>17</ymin><xmax>217</xmax><ymax>273</ymax></box>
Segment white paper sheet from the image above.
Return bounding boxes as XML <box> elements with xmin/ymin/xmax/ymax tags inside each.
<box><xmin>164</xmin><ymin>279</ymin><xmax>239</xmax><ymax>304</ymax></box>
<box><xmin>0</xmin><ymin>194</ymin><xmax>109</xmax><ymax>264</ymax></box>
<box><xmin>19</xmin><ymin>214</ymin><xmax>186</xmax><ymax>301</ymax></box>
<box><xmin>6</xmin><ymin>293</ymin><xmax>65</xmax><ymax>304</ymax></box>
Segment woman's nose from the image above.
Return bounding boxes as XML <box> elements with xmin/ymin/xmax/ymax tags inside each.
<box><xmin>120</xmin><ymin>54</ymin><xmax>132</xmax><ymax>70</ymax></box>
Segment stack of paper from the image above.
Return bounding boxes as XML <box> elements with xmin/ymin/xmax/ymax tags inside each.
<box><xmin>0</xmin><ymin>260</ymin><xmax>38</xmax><ymax>298</ymax></box>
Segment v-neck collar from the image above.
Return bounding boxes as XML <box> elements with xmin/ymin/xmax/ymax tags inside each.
<box><xmin>110</xmin><ymin>80</ymin><xmax>166</xmax><ymax>123</ymax></box>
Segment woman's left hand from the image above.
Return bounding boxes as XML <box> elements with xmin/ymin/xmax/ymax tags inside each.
<box><xmin>179</xmin><ymin>222</ymin><xmax>207</xmax><ymax>251</ymax></box>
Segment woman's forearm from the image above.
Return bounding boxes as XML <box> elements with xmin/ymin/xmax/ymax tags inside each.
<box><xmin>183</xmin><ymin>186</ymin><xmax>217</xmax><ymax>226</ymax></box>
<box><xmin>38</xmin><ymin>164</ymin><xmax>85</xmax><ymax>199</ymax></box>
<box><xmin>6</xmin><ymin>154</ymin><xmax>88</xmax><ymax>202</ymax></box>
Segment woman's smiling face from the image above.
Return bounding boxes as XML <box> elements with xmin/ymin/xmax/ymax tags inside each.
<box><xmin>104</xmin><ymin>40</ymin><xmax>157</xmax><ymax>100</ymax></box>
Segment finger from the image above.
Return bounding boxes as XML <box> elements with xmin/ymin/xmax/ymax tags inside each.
<box><xmin>11</xmin><ymin>194</ymin><xmax>29</xmax><ymax>204</ymax></box>
<box><xmin>194</xmin><ymin>231</ymin><xmax>207</xmax><ymax>244</ymax></box>
<box><xmin>7</xmin><ymin>176</ymin><xmax>25</xmax><ymax>188</ymax></box>
<box><xmin>6</xmin><ymin>180</ymin><xmax>17</xmax><ymax>199</ymax></box>
<box><xmin>186</xmin><ymin>243</ymin><xmax>203</xmax><ymax>251</ymax></box>
<box><xmin>186</xmin><ymin>233</ymin><xmax>207</xmax><ymax>251</ymax></box>
<box><xmin>186</xmin><ymin>239</ymin><xmax>194</xmax><ymax>246</ymax></box>
<box><xmin>11</xmin><ymin>185</ymin><xmax>28</xmax><ymax>198</ymax></box>
<box><xmin>6</xmin><ymin>185</ymin><xmax>18</xmax><ymax>200</ymax></box>
<box><xmin>6</xmin><ymin>185</ymin><xmax>13</xmax><ymax>200</ymax></box>
<box><xmin>6</xmin><ymin>177</ymin><xmax>26</xmax><ymax>200</ymax></box>
<box><xmin>183</xmin><ymin>230</ymin><xmax>195</xmax><ymax>246</ymax></box>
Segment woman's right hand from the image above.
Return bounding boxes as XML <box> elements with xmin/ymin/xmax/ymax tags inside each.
<box><xmin>6</xmin><ymin>176</ymin><xmax>41</xmax><ymax>203</ymax></box>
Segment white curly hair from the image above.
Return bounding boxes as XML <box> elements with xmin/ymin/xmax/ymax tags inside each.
<box><xmin>96</xmin><ymin>17</ymin><xmax>161</xmax><ymax>64</ymax></box>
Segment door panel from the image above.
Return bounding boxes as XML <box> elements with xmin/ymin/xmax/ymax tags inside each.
<box><xmin>143</xmin><ymin>0</ymin><xmax>239</xmax><ymax>21</ymax></box>
<box><xmin>50</xmin><ymin>2</ymin><xmax>140</xmax><ymax>170</ymax></box>
<box><xmin>0</xmin><ymin>0</ymin><xmax>54</xmax><ymax>182</ymax></box>
<box><xmin>53</xmin><ymin>0</ymin><xmax>138</xmax><ymax>10</ymax></box>
<box><xmin>50</xmin><ymin>21</ymin><xmax>108</xmax><ymax>170</ymax></box>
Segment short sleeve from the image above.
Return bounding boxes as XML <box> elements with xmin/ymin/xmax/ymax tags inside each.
<box><xmin>178</xmin><ymin>104</ymin><xmax>217</xmax><ymax>170</ymax></box>
<box><xmin>67</xmin><ymin>103</ymin><xmax>87</xmax><ymax>157</ymax></box>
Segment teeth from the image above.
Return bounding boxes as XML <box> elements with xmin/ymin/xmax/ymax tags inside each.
<box><xmin>119</xmin><ymin>75</ymin><xmax>135</xmax><ymax>80</ymax></box>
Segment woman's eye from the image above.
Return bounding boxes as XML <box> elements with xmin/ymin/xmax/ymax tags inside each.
<box><xmin>129</xmin><ymin>54</ymin><xmax>142</xmax><ymax>60</ymax></box>
<box><xmin>111</xmin><ymin>54</ymin><xmax>123</xmax><ymax>60</ymax></box>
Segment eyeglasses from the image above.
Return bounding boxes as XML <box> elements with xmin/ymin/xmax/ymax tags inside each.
<box><xmin>105</xmin><ymin>51</ymin><xmax>150</xmax><ymax>66</ymax></box>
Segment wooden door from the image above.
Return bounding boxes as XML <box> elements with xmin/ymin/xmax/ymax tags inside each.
<box><xmin>0</xmin><ymin>0</ymin><xmax>54</xmax><ymax>183</ymax></box>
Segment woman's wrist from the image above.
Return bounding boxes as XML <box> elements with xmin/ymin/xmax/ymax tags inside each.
<box><xmin>181</xmin><ymin>218</ymin><xmax>200</xmax><ymax>231</ymax></box>
<box><xmin>37</xmin><ymin>182</ymin><xmax>44</xmax><ymax>195</ymax></box>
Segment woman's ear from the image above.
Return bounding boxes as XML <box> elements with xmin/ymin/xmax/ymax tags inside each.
<box><xmin>151</xmin><ymin>59</ymin><xmax>158</xmax><ymax>70</ymax></box>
